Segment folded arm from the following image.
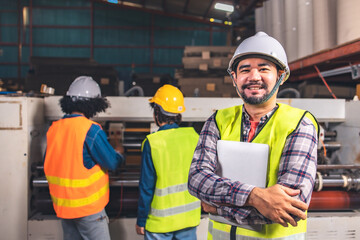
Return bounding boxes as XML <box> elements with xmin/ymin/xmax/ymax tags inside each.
<box><xmin>188</xmin><ymin>115</ymin><xmax>318</xmax><ymax>226</ymax></box>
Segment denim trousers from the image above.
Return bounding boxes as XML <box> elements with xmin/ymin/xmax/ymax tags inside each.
<box><xmin>145</xmin><ymin>226</ymin><xmax>197</xmax><ymax>240</ymax></box>
<box><xmin>61</xmin><ymin>209</ymin><xmax>111</xmax><ymax>240</ymax></box>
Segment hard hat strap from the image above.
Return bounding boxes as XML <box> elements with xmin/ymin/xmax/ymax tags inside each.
<box><xmin>260</xmin><ymin>72</ymin><xmax>285</xmax><ymax>104</ymax></box>
<box><xmin>228</xmin><ymin>68</ymin><xmax>242</xmax><ymax>97</ymax></box>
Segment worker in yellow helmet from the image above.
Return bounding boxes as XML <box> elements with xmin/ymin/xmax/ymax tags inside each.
<box><xmin>135</xmin><ymin>84</ymin><xmax>201</xmax><ymax>240</ymax></box>
<box><xmin>188</xmin><ymin>32</ymin><xmax>319</xmax><ymax>240</ymax></box>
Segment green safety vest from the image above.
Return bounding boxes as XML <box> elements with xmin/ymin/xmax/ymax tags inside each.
<box><xmin>210</xmin><ymin>103</ymin><xmax>318</xmax><ymax>239</ymax></box>
<box><xmin>144</xmin><ymin>127</ymin><xmax>201</xmax><ymax>233</ymax></box>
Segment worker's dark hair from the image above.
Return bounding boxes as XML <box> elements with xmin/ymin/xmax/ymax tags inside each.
<box><xmin>59</xmin><ymin>96</ymin><xmax>110</xmax><ymax>119</ymax></box>
<box><xmin>150</xmin><ymin>102</ymin><xmax>181</xmax><ymax>126</ymax></box>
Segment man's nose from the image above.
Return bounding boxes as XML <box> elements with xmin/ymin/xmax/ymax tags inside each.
<box><xmin>248</xmin><ymin>69</ymin><xmax>261</xmax><ymax>81</ymax></box>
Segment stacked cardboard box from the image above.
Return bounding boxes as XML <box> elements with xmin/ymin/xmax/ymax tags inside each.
<box><xmin>177</xmin><ymin>46</ymin><xmax>237</xmax><ymax>98</ymax></box>
<box><xmin>178</xmin><ymin>76</ymin><xmax>237</xmax><ymax>98</ymax></box>
<box><xmin>182</xmin><ymin>46</ymin><xmax>236</xmax><ymax>71</ymax></box>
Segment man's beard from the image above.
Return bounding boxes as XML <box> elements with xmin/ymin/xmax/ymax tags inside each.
<box><xmin>239</xmin><ymin>82</ymin><xmax>269</xmax><ymax>105</ymax></box>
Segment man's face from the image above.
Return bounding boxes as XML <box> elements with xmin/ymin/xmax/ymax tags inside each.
<box><xmin>231</xmin><ymin>58</ymin><xmax>280</xmax><ymax>105</ymax></box>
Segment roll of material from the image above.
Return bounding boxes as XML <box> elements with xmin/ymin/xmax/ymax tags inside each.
<box><xmin>337</xmin><ymin>0</ymin><xmax>360</xmax><ymax>45</ymax></box>
<box><xmin>310</xmin><ymin>191</ymin><xmax>360</xmax><ymax>211</ymax></box>
<box><xmin>313</xmin><ymin>0</ymin><xmax>336</xmax><ymax>52</ymax></box>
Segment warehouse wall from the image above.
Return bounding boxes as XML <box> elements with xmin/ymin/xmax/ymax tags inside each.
<box><xmin>255</xmin><ymin>0</ymin><xmax>360</xmax><ymax>62</ymax></box>
<box><xmin>0</xmin><ymin>0</ymin><xmax>229</xmax><ymax>88</ymax></box>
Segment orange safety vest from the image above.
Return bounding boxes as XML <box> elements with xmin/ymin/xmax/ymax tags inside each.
<box><xmin>44</xmin><ymin>116</ymin><xmax>109</xmax><ymax>219</ymax></box>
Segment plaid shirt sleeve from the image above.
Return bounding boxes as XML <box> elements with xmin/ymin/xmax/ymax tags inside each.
<box><xmin>188</xmin><ymin>114</ymin><xmax>318</xmax><ymax>225</ymax></box>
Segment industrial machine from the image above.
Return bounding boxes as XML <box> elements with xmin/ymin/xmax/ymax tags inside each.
<box><xmin>1</xmin><ymin>95</ymin><xmax>360</xmax><ymax>240</ymax></box>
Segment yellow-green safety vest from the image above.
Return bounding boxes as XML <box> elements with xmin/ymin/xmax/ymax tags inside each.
<box><xmin>144</xmin><ymin>127</ymin><xmax>201</xmax><ymax>233</ymax></box>
<box><xmin>209</xmin><ymin>103</ymin><xmax>318</xmax><ymax>239</ymax></box>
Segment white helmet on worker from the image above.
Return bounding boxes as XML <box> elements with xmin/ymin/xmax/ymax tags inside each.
<box><xmin>66</xmin><ymin>76</ymin><xmax>101</xmax><ymax>99</ymax></box>
<box><xmin>228</xmin><ymin>31</ymin><xmax>290</xmax><ymax>82</ymax></box>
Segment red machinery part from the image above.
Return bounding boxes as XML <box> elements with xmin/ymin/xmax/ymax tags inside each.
<box><xmin>309</xmin><ymin>191</ymin><xmax>360</xmax><ymax>210</ymax></box>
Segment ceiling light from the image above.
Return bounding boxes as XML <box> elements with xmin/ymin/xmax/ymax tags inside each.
<box><xmin>209</xmin><ymin>18</ymin><xmax>222</xmax><ymax>23</ymax></box>
<box><xmin>214</xmin><ymin>3</ymin><xmax>234</xmax><ymax>13</ymax></box>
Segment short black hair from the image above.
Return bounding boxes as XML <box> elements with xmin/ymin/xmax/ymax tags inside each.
<box><xmin>150</xmin><ymin>102</ymin><xmax>181</xmax><ymax>125</ymax></box>
<box><xmin>60</xmin><ymin>96</ymin><xmax>110</xmax><ymax>118</ymax></box>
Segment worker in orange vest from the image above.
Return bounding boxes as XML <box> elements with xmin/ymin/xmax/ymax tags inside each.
<box><xmin>44</xmin><ymin>76</ymin><xmax>124</xmax><ymax>240</ymax></box>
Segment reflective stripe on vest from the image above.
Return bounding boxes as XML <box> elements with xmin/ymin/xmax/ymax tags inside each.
<box><xmin>50</xmin><ymin>184</ymin><xmax>109</xmax><ymax>208</ymax></box>
<box><xmin>144</xmin><ymin>127</ymin><xmax>201</xmax><ymax>233</ymax></box>
<box><xmin>208</xmin><ymin>219</ymin><xmax>306</xmax><ymax>240</ymax></box>
<box><xmin>213</xmin><ymin>103</ymin><xmax>318</xmax><ymax>239</ymax></box>
<box><xmin>46</xmin><ymin>170</ymin><xmax>106</xmax><ymax>188</ymax></box>
<box><xmin>154</xmin><ymin>183</ymin><xmax>188</xmax><ymax>197</ymax></box>
<box><xmin>44</xmin><ymin>116</ymin><xmax>109</xmax><ymax>219</ymax></box>
<box><xmin>150</xmin><ymin>201</ymin><xmax>201</xmax><ymax>217</ymax></box>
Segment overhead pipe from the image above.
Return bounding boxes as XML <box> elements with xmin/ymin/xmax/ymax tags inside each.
<box><xmin>32</xmin><ymin>175</ymin><xmax>140</xmax><ymax>188</ymax></box>
<box><xmin>314</xmin><ymin>171</ymin><xmax>360</xmax><ymax>191</ymax></box>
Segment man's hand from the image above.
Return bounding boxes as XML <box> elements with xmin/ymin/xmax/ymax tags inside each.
<box><xmin>246</xmin><ymin>184</ymin><xmax>308</xmax><ymax>227</ymax></box>
<box><xmin>115</xmin><ymin>144</ymin><xmax>124</xmax><ymax>155</ymax></box>
<box><xmin>201</xmin><ymin>201</ymin><xmax>217</xmax><ymax>214</ymax></box>
<box><xmin>135</xmin><ymin>224</ymin><xmax>144</xmax><ymax>235</ymax></box>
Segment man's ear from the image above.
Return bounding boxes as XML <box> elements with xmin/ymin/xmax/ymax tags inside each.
<box><xmin>278</xmin><ymin>70</ymin><xmax>286</xmax><ymax>85</ymax></box>
<box><xmin>230</xmin><ymin>72</ymin><xmax>237</xmax><ymax>87</ymax></box>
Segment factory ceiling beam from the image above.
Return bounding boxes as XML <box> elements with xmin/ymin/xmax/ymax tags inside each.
<box><xmin>289</xmin><ymin>39</ymin><xmax>360</xmax><ymax>82</ymax></box>
<box><xmin>203</xmin><ymin>0</ymin><xmax>214</xmax><ymax>19</ymax></box>
<box><xmin>235</xmin><ymin>0</ymin><xmax>260</xmax><ymax>20</ymax></box>
<box><xmin>183</xmin><ymin>0</ymin><xmax>190</xmax><ymax>14</ymax></box>
<box><xmin>162</xmin><ymin>0</ymin><xmax>167</xmax><ymax>12</ymax></box>
<box><xmin>95</xmin><ymin>0</ymin><xmax>227</xmax><ymax>26</ymax></box>
<box><xmin>290</xmin><ymin>40</ymin><xmax>360</xmax><ymax>71</ymax></box>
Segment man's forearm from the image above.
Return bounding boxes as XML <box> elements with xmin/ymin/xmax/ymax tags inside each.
<box><xmin>245</xmin><ymin>184</ymin><xmax>308</xmax><ymax>227</ymax></box>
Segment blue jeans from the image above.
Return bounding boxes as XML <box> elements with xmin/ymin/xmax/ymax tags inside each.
<box><xmin>145</xmin><ymin>227</ymin><xmax>197</xmax><ymax>240</ymax></box>
<box><xmin>61</xmin><ymin>209</ymin><xmax>111</xmax><ymax>240</ymax></box>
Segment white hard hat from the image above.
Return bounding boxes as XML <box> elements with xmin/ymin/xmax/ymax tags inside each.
<box><xmin>228</xmin><ymin>31</ymin><xmax>290</xmax><ymax>81</ymax></box>
<box><xmin>66</xmin><ymin>76</ymin><xmax>101</xmax><ymax>99</ymax></box>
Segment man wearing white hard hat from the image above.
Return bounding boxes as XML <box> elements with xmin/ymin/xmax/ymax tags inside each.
<box><xmin>44</xmin><ymin>76</ymin><xmax>125</xmax><ymax>240</ymax></box>
<box><xmin>188</xmin><ymin>32</ymin><xmax>319</xmax><ymax>239</ymax></box>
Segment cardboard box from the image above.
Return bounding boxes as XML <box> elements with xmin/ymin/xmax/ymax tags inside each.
<box><xmin>213</xmin><ymin>58</ymin><xmax>221</xmax><ymax>67</ymax></box>
<box><xmin>153</xmin><ymin>76</ymin><xmax>160</xmax><ymax>83</ymax></box>
<box><xmin>202</xmin><ymin>51</ymin><xmax>210</xmax><ymax>59</ymax></box>
<box><xmin>206</xmin><ymin>83</ymin><xmax>216</xmax><ymax>91</ymax></box>
<box><xmin>199</xmin><ymin>63</ymin><xmax>208</xmax><ymax>71</ymax></box>
<box><xmin>222</xmin><ymin>93</ymin><xmax>232</xmax><ymax>98</ymax></box>
<box><xmin>224</xmin><ymin>76</ymin><xmax>233</xmax><ymax>84</ymax></box>
<box><xmin>101</xmin><ymin>77</ymin><xmax>110</xmax><ymax>85</ymax></box>
<box><xmin>178</xmin><ymin>77</ymin><xmax>237</xmax><ymax>97</ymax></box>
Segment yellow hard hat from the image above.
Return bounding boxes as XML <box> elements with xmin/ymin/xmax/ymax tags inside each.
<box><xmin>149</xmin><ymin>84</ymin><xmax>185</xmax><ymax>114</ymax></box>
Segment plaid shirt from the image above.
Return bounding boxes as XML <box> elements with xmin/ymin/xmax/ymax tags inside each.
<box><xmin>188</xmin><ymin>105</ymin><xmax>318</xmax><ymax>225</ymax></box>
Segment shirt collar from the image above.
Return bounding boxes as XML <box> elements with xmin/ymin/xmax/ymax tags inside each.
<box><xmin>158</xmin><ymin>123</ymin><xmax>179</xmax><ymax>131</ymax></box>
<box><xmin>242</xmin><ymin>104</ymin><xmax>279</xmax><ymax>122</ymax></box>
<box><xmin>63</xmin><ymin>114</ymin><xmax>84</xmax><ymax>119</ymax></box>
